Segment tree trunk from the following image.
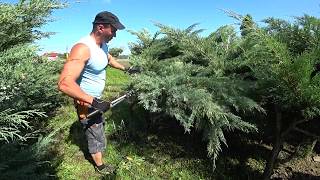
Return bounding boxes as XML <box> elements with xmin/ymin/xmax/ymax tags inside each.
<box><xmin>262</xmin><ymin>108</ymin><xmax>305</xmax><ymax>179</ymax></box>
<box><xmin>263</xmin><ymin>106</ymin><xmax>283</xmax><ymax>180</ymax></box>
<box><xmin>307</xmin><ymin>139</ymin><xmax>318</xmax><ymax>157</ymax></box>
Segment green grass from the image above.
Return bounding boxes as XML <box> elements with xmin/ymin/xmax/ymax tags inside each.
<box><xmin>103</xmin><ymin>68</ymin><xmax>130</xmax><ymax>98</ymax></box>
<box><xmin>48</xmin><ymin>67</ymin><xmax>213</xmax><ymax>179</ymax></box>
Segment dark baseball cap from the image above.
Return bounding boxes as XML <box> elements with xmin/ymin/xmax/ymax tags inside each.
<box><xmin>93</xmin><ymin>11</ymin><xmax>125</xmax><ymax>30</ymax></box>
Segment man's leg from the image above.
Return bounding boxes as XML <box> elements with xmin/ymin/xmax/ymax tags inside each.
<box><xmin>85</xmin><ymin>122</ymin><xmax>114</xmax><ymax>174</ymax></box>
<box><xmin>91</xmin><ymin>151</ymin><xmax>103</xmax><ymax>166</ymax></box>
<box><xmin>75</xmin><ymin>103</ymin><xmax>113</xmax><ymax>173</ymax></box>
<box><xmin>86</xmin><ymin>122</ymin><xmax>106</xmax><ymax>165</ymax></box>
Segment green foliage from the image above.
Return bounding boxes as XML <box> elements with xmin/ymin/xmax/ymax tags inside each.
<box><xmin>0</xmin><ymin>0</ymin><xmax>65</xmax><ymax>52</ymax></box>
<box><xmin>109</xmin><ymin>47</ymin><xmax>124</xmax><ymax>57</ymax></box>
<box><xmin>242</xmin><ymin>15</ymin><xmax>320</xmax><ymax>118</ymax></box>
<box><xmin>0</xmin><ymin>45</ymin><xmax>64</xmax><ymax>144</ymax></box>
<box><xmin>128</xmin><ymin>14</ymin><xmax>320</xmax><ymax>173</ymax></box>
<box><xmin>0</xmin><ymin>128</ymin><xmax>61</xmax><ymax>179</ymax></box>
<box><xmin>0</xmin><ymin>0</ymin><xmax>64</xmax><ymax>142</ymax></box>
<box><xmin>128</xmin><ymin>23</ymin><xmax>263</xmax><ymax>169</ymax></box>
<box><xmin>227</xmin><ymin>14</ymin><xmax>320</xmax><ymax>178</ymax></box>
<box><xmin>240</xmin><ymin>14</ymin><xmax>255</xmax><ymax>37</ymax></box>
<box><xmin>0</xmin><ymin>43</ymin><xmax>64</xmax><ymax>143</ymax></box>
<box><xmin>263</xmin><ymin>15</ymin><xmax>320</xmax><ymax>55</ymax></box>
<box><xmin>0</xmin><ymin>45</ymin><xmax>63</xmax><ymax>112</ymax></box>
<box><xmin>0</xmin><ymin>108</ymin><xmax>46</xmax><ymax>142</ymax></box>
<box><xmin>128</xmin><ymin>28</ymin><xmax>161</xmax><ymax>56</ymax></box>
<box><xmin>0</xmin><ymin>0</ymin><xmax>65</xmax><ymax>179</ymax></box>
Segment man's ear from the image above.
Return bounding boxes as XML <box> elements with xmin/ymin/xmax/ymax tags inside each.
<box><xmin>97</xmin><ymin>24</ymin><xmax>105</xmax><ymax>32</ymax></box>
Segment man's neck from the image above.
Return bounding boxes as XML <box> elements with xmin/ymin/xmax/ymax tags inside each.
<box><xmin>90</xmin><ymin>32</ymin><xmax>104</xmax><ymax>46</ymax></box>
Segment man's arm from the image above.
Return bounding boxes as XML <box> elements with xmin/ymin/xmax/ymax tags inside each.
<box><xmin>58</xmin><ymin>43</ymin><xmax>93</xmax><ymax>105</ymax></box>
<box><xmin>108</xmin><ymin>53</ymin><xmax>126</xmax><ymax>71</ymax></box>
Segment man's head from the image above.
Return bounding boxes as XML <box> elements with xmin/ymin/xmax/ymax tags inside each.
<box><xmin>93</xmin><ymin>11</ymin><xmax>125</xmax><ymax>30</ymax></box>
<box><xmin>92</xmin><ymin>11</ymin><xmax>125</xmax><ymax>42</ymax></box>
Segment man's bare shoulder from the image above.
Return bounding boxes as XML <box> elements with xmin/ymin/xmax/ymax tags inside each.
<box><xmin>68</xmin><ymin>43</ymin><xmax>90</xmax><ymax>62</ymax></box>
<box><xmin>72</xmin><ymin>43</ymin><xmax>89</xmax><ymax>51</ymax></box>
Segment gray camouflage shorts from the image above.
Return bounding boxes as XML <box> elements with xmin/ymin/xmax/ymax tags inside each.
<box><xmin>75</xmin><ymin>103</ymin><xmax>106</xmax><ymax>154</ymax></box>
<box><xmin>85</xmin><ymin>121</ymin><xmax>106</xmax><ymax>154</ymax></box>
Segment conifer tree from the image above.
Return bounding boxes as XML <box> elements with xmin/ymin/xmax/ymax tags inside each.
<box><xmin>109</xmin><ymin>47</ymin><xmax>123</xmax><ymax>58</ymax></box>
<box><xmin>261</xmin><ymin>16</ymin><xmax>320</xmax><ymax>180</ymax></box>
<box><xmin>240</xmin><ymin>14</ymin><xmax>254</xmax><ymax>37</ymax></box>
<box><xmin>128</xmin><ymin>15</ymin><xmax>320</xmax><ymax>177</ymax></box>
<box><xmin>232</xmin><ymin>14</ymin><xmax>320</xmax><ymax>179</ymax></box>
<box><xmin>129</xmin><ymin>23</ymin><xmax>263</xmax><ymax>169</ymax></box>
<box><xmin>0</xmin><ymin>0</ymin><xmax>64</xmax><ymax>178</ymax></box>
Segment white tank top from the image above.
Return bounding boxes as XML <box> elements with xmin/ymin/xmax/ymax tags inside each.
<box><xmin>76</xmin><ymin>35</ymin><xmax>109</xmax><ymax>98</ymax></box>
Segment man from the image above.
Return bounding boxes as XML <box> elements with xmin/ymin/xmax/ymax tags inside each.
<box><xmin>58</xmin><ymin>11</ymin><xmax>128</xmax><ymax>175</ymax></box>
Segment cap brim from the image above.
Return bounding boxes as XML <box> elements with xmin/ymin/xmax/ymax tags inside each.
<box><xmin>113</xmin><ymin>22</ymin><xmax>125</xmax><ymax>30</ymax></box>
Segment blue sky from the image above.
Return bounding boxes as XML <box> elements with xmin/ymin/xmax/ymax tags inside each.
<box><xmin>3</xmin><ymin>0</ymin><xmax>320</xmax><ymax>55</ymax></box>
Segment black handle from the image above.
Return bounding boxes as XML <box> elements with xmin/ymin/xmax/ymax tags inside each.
<box><xmin>85</xmin><ymin>90</ymin><xmax>134</xmax><ymax>119</ymax></box>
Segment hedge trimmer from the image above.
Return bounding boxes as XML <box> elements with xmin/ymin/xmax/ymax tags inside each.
<box><xmin>77</xmin><ymin>90</ymin><xmax>135</xmax><ymax>128</ymax></box>
<box><xmin>80</xmin><ymin>66</ymin><xmax>141</xmax><ymax>125</ymax></box>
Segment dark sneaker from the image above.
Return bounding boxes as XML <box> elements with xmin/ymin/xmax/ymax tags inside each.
<box><xmin>95</xmin><ymin>164</ymin><xmax>115</xmax><ymax>175</ymax></box>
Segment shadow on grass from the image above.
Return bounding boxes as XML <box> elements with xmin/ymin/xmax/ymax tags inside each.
<box><xmin>0</xmin><ymin>136</ymin><xmax>63</xmax><ymax>179</ymax></box>
<box><xmin>67</xmin><ymin>118</ymin><xmax>118</xmax><ymax>180</ymax></box>
<box><xmin>214</xmin><ymin>133</ymin><xmax>270</xmax><ymax>180</ymax></box>
<box><xmin>67</xmin><ymin>120</ymin><xmax>96</xmax><ymax>166</ymax></box>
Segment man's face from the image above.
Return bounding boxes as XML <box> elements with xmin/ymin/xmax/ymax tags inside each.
<box><xmin>102</xmin><ymin>24</ymin><xmax>117</xmax><ymax>43</ymax></box>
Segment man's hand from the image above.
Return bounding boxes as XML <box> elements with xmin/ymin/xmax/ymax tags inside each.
<box><xmin>91</xmin><ymin>98</ymin><xmax>110</xmax><ymax>112</ymax></box>
<box><xmin>125</xmin><ymin>66</ymin><xmax>141</xmax><ymax>74</ymax></box>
